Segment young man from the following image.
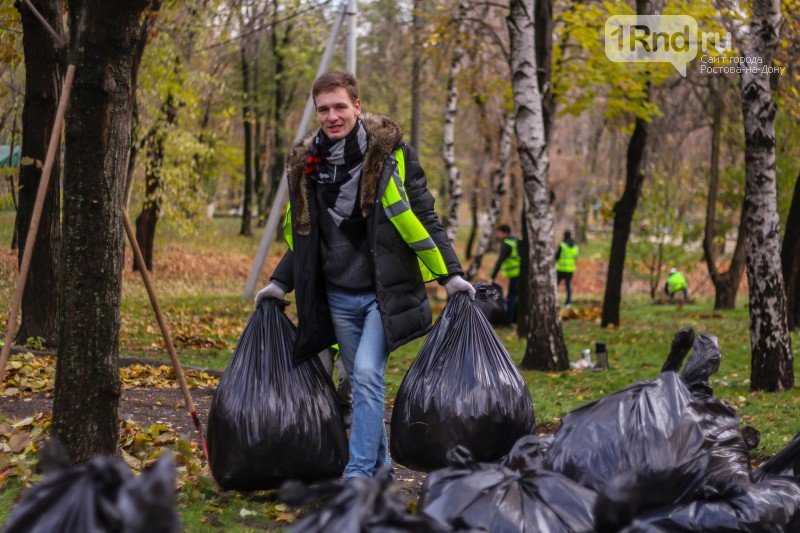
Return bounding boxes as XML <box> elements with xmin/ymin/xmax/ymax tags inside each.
<box><xmin>489</xmin><ymin>224</ymin><xmax>520</xmax><ymax>325</ymax></box>
<box><xmin>254</xmin><ymin>72</ymin><xmax>475</xmax><ymax>479</ymax></box>
<box><xmin>555</xmin><ymin>230</ymin><xmax>579</xmax><ymax>307</ymax></box>
<box><xmin>665</xmin><ymin>267</ymin><xmax>689</xmax><ymax>301</ymax></box>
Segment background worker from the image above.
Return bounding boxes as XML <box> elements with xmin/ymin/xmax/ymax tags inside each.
<box><xmin>254</xmin><ymin>72</ymin><xmax>474</xmax><ymax>479</ymax></box>
<box><xmin>555</xmin><ymin>230</ymin><xmax>579</xmax><ymax>307</ymax></box>
<box><xmin>665</xmin><ymin>267</ymin><xmax>689</xmax><ymax>301</ymax></box>
<box><xmin>490</xmin><ymin>224</ymin><xmax>520</xmax><ymax>325</ymax></box>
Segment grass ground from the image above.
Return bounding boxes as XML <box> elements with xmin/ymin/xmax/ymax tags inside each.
<box><xmin>1</xmin><ymin>210</ymin><xmax>800</xmax><ymax>530</ymax></box>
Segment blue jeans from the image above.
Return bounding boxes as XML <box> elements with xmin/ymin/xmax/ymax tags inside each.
<box><xmin>326</xmin><ymin>289</ymin><xmax>391</xmax><ymax>478</ymax></box>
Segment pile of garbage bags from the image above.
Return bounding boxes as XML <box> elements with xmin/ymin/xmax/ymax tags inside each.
<box><xmin>275</xmin><ymin>325</ymin><xmax>800</xmax><ymax>531</ymax></box>
<box><xmin>207</xmin><ymin>298</ymin><xmax>347</xmax><ymax>490</ymax></box>
<box><xmin>416</xmin><ymin>328</ymin><xmax>800</xmax><ymax>532</ymax></box>
<box><xmin>3</xmin><ymin>440</ymin><xmax>178</xmax><ymax>533</ymax></box>
<box><xmin>390</xmin><ymin>292</ymin><xmax>535</xmax><ymax>471</ymax></box>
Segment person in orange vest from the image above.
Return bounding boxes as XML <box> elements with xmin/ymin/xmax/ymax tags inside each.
<box><xmin>555</xmin><ymin>230</ymin><xmax>579</xmax><ymax>307</ymax></box>
<box><xmin>490</xmin><ymin>224</ymin><xmax>520</xmax><ymax>325</ymax></box>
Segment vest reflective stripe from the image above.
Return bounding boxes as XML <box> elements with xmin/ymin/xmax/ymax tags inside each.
<box><xmin>282</xmin><ymin>147</ymin><xmax>449</xmax><ymax>282</ymax></box>
<box><xmin>501</xmin><ymin>238</ymin><xmax>520</xmax><ymax>278</ymax></box>
<box><xmin>556</xmin><ymin>242</ymin><xmax>578</xmax><ymax>273</ymax></box>
<box><xmin>667</xmin><ymin>272</ymin><xmax>687</xmax><ymax>292</ymax></box>
<box><xmin>381</xmin><ymin>148</ymin><xmax>448</xmax><ymax>282</ymax></box>
<box><xmin>283</xmin><ymin>203</ymin><xmax>294</xmax><ymax>250</ymax></box>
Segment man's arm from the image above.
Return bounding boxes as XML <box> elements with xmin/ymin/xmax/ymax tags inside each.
<box><xmin>270</xmin><ymin>250</ymin><xmax>295</xmax><ymax>293</ymax></box>
<box><xmin>402</xmin><ymin>144</ymin><xmax>463</xmax><ymax>279</ymax></box>
<box><xmin>491</xmin><ymin>242</ymin><xmax>511</xmax><ymax>280</ymax></box>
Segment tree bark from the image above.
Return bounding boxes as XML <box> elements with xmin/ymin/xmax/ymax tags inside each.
<box><xmin>601</xmin><ymin>0</ymin><xmax>653</xmax><ymax>328</ymax></box>
<box><xmin>441</xmin><ymin>0</ymin><xmax>468</xmax><ymax>244</ymax></box>
<box><xmin>240</xmin><ymin>41</ymin><xmax>254</xmax><ymax>237</ymax></box>
<box><xmin>54</xmin><ymin>0</ymin><xmax>149</xmax><ymax>462</ymax></box>
<box><xmin>742</xmin><ymin>0</ymin><xmax>793</xmax><ymax>391</ymax></box>
<box><xmin>782</xmin><ymin>171</ymin><xmax>800</xmax><ymax>330</ymax></box>
<box><xmin>517</xmin><ymin>0</ymin><xmax>555</xmax><ymax>337</ymax></box>
<box><xmin>134</xmin><ymin>95</ymin><xmax>177</xmax><ymax>271</ymax></box>
<box><xmin>467</xmin><ymin>113</ymin><xmax>514</xmax><ymax>279</ymax></box>
<box><xmin>508</xmin><ymin>0</ymin><xmax>569</xmax><ymax>371</ymax></box>
<box><xmin>703</xmin><ymin>76</ymin><xmax>747</xmax><ymax>310</ymax></box>
<box><xmin>15</xmin><ymin>0</ymin><xmax>65</xmax><ymax>348</ymax></box>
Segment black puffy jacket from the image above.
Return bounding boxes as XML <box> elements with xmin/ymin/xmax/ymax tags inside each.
<box><xmin>271</xmin><ymin>114</ymin><xmax>463</xmax><ymax>362</ymax></box>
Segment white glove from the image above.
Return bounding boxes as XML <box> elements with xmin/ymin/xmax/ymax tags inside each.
<box><xmin>254</xmin><ymin>283</ymin><xmax>286</xmax><ymax>306</ymax></box>
<box><xmin>445</xmin><ymin>275</ymin><xmax>476</xmax><ymax>300</ymax></box>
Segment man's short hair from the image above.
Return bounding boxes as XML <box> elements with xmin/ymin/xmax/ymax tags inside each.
<box><xmin>312</xmin><ymin>71</ymin><xmax>359</xmax><ymax>103</ymax></box>
<box><xmin>496</xmin><ymin>224</ymin><xmax>511</xmax><ymax>234</ymax></box>
<box><xmin>564</xmin><ymin>230</ymin><xmax>572</xmax><ymax>240</ymax></box>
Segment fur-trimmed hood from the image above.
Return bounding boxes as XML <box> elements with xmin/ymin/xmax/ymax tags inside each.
<box><xmin>286</xmin><ymin>113</ymin><xmax>403</xmax><ymax>235</ymax></box>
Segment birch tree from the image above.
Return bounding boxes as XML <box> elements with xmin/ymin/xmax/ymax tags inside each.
<box><xmin>741</xmin><ymin>0</ymin><xmax>793</xmax><ymax>391</ymax></box>
<box><xmin>442</xmin><ymin>0</ymin><xmax>468</xmax><ymax>243</ymax></box>
<box><xmin>508</xmin><ymin>0</ymin><xmax>568</xmax><ymax>371</ymax></box>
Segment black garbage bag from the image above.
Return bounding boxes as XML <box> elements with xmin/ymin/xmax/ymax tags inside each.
<box><xmin>472</xmin><ymin>282</ymin><xmax>506</xmax><ymax>325</ymax></box>
<box><xmin>541</xmin><ymin>331</ymin><xmax>750</xmax><ymax>514</ymax></box>
<box><xmin>207</xmin><ymin>298</ymin><xmax>348</xmax><ymax>490</ymax></box>
<box><xmin>280</xmin><ymin>467</ymin><xmax>446</xmax><ymax>532</ymax></box>
<box><xmin>421</xmin><ymin>447</ymin><xmax>596</xmax><ymax>533</ymax></box>
<box><xmin>619</xmin><ymin>477</ymin><xmax>800</xmax><ymax>532</ymax></box>
<box><xmin>3</xmin><ymin>440</ymin><xmax>178</xmax><ymax>533</ymax></box>
<box><xmin>390</xmin><ymin>292</ymin><xmax>535</xmax><ymax>472</ymax></box>
<box><xmin>754</xmin><ymin>431</ymin><xmax>800</xmax><ymax>481</ymax></box>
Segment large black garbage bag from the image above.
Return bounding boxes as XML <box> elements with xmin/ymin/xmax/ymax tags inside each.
<box><xmin>280</xmin><ymin>467</ymin><xmax>446</xmax><ymax>532</ymax></box>
<box><xmin>473</xmin><ymin>282</ymin><xmax>507</xmax><ymax>325</ymax></box>
<box><xmin>541</xmin><ymin>331</ymin><xmax>750</xmax><ymax>513</ymax></box>
<box><xmin>3</xmin><ymin>441</ymin><xmax>178</xmax><ymax>533</ymax></box>
<box><xmin>207</xmin><ymin>298</ymin><xmax>347</xmax><ymax>490</ymax></box>
<box><xmin>390</xmin><ymin>292</ymin><xmax>535</xmax><ymax>472</ymax></box>
<box><xmin>619</xmin><ymin>477</ymin><xmax>800</xmax><ymax>532</ymax></box>
<box><xmin>421</xmin><ymin>447</ymin><xmax>596</xmax><ymax>533</ymax></box>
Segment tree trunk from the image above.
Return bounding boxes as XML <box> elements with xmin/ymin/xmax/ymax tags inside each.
<box><xmin>266</xmin><ymin>8</ymin><xmax>289</xmax><ymax>210</ymax></box>
<box><xmin>410</xmin><ymin>0</ymin><xmax>423</xmax><ymax>151</ymax></box>
<box><xmin>9</xmin><ymin>116</ymin><xmax>19</xmax><ymax>250</ymax></box>
<box><xmin>240</xmin><ymin>42</ymin><xmax>254</xmax><ymax>237</ymax></box>
<box><xmin>124</xmin><ymin>0</ymin><xmax>161</xmax><ymax>198</ymax></box>
<box><xmin>253</xmin><ymin>59</ymin><xmax>266</xmax><ymax>227</ymax></box>
<box><xmin>467</xmin><ymin>114</ymin><xmax>514</xmax><ymax>279</ymax></box>
<box><xmin>54</xmin><ymin>0</ymin><xmax>148</xmax><ymax>462</ymax></box>
<box><xmin>601</xmin><ymin>0</ymin><xmax>653</xmax><ymax>328</ymax></box>
<box><xmin>742</xmin><ymin>0</ymin><xmax>793</xmax><ymax>391</ymax></box>
<box><xmin>703</xmin><ymin>76</ymin><xmax>747</xmax><ymax>310</ymax></box>
<box><xmin>441</xmin><ymin>0</ymin><xmax>468</xmax><ymax>244</ymax></box>
<box><xmin>782</xmin><ymin>171</ymin><xmax>800</xmax><ymax>330</ymax></box>
<box><xmin>517</xmin><ymin>0</ymin><xmax>555</xmax><ymax>337</ymax></box>
<box><xmin>508</xmin><ymin>0</ymin><xmax>569</xmax><ymax>371</ymax></box>
<box><xmin>15</xmin><ymin>0</ymin><xmax>64</xmax><ymax>348</ymax></box>
<box><xmin>134</xmin><ymin>94</ymin><xmax>177</xmax><ymax>271</ymax></box>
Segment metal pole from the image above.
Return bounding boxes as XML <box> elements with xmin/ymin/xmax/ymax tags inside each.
<box><xmin>0</xmin><ymin>65</ymin><xmax>75</xmax><ymax>390</ymax></box>
<box><xmin>122</xmin><ymin>213</ymin><xmax>209</xmax><ymax>460</ymax></box>
<box><xmin>345</xmin><ymin>0</ymin><xmax>357</xmax><ymax>75</ymax></box>
<box><xmin>243</xmin><ymin>7</ymin><xmax>347</xmax><ymax>298</ymax></box>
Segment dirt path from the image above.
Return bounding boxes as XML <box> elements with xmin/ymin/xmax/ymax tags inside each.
<box><xmin>0</xmin><ymin>388</ymin><xmax>427</xmax><ymax>500</ymax></box>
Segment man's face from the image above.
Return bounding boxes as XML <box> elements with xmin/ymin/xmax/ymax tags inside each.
<box><xmin>315</xmin><ymin>87</ymin><xmax>361</xmax><ymax>141</ymax></box>
<box><xmin>495</xmin><ymin>230</ymin><xmax>507</xmax><ymax>241</ymax></box>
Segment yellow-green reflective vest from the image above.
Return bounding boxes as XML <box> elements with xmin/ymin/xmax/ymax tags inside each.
<box><xmin>667</xmin><ymin>271</ymin><xmax>688</xmax><ymax>292</ymax></box>
<box><xmin>283</xmin><ymin>147</ymin><xmax>449</xmax><ymax>283</ymax></box>
<box><xmin>556</xmin><ymin>242</ymin><xmax>578</xmax><ymax>273</ymax></box>
<box><xmin>501</xmin><ymin>238</ymin><xmax>520</xmax><ymax>278</ymax></box>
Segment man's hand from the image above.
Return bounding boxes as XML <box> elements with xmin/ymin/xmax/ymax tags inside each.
<box><xmin>254</xmin><ymin>283</ymin><xmax>286</xmax><ymax>307</ymax></box>
<box><xmin>445</xmin><ymin>276</ymin><xmax>476</xmax><ymax>300</ymax></box>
